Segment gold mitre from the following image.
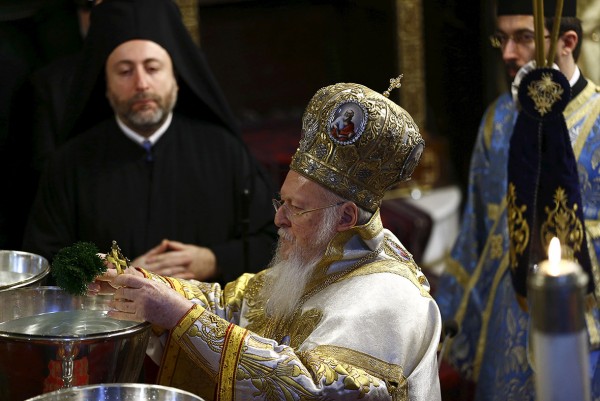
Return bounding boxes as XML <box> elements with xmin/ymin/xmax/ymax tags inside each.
<box><xmin>290</xmin><ymin>80</ymin><xmax>424</xmax><ymax>212</ymax></box>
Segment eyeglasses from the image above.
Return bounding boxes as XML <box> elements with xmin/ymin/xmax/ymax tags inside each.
<box><xmin>489</xmin><ymin>30</ymin><xmax>550</xmax><ymax>49</ymax></box>
<box><xmin>272</xmin><ymin>199</ymin><xmax>344</xmax><ymax>218</ymax></box>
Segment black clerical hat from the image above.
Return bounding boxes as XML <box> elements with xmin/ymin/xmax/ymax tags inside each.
<box><xmin>60</xmin><ymin>0</ymin><xmax>238</xmax><ymax>140</ymax></box>
<box><xmin>497</xmin><ymin>0</ymin><xmax>576</xmax><ymax>17</ymax></box>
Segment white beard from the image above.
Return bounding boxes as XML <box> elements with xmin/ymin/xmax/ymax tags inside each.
<box><xmin>262</xmin><ymin>207</ymin><xmax>340</xmax><ymax>320</ymax></box>
<box><xmin>264</xmin><ymin>241</ymin><xmax>321</xmax><ymax>321</ymax></box>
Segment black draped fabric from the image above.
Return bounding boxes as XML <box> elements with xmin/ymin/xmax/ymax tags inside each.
<box><xmin>507</xmin><ymin>68</ymin><xmax>593</xmax><ymax>298</ymax></box>
<box><xmin>59</xmin><ymin>0</ymin><xmax>238</xmax><ymax>142</ymax></box>
<box><xmin>30</xmin><ymin>52</ymin><xmax>82</xmax><ymax>173</ymax></box>
<box><xmin>23</xmin><ymin>115</ymin><xmax>277</xmax><ymax>284</ymax></box>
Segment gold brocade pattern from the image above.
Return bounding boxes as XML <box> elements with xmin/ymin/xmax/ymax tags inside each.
<box><xmin>186</xmin><ymin>310</ymin><xmax>230</xmax><ymax>355</ymax></box>
<box><xmin>237</xmin><ymin>346</ymin><xmax>317</xmax><ymax>401</ymax></box>
<box><xmin>570</xmin><ymin>85</ymin><xmax>600</xmax><ymax>160</ymax></box>
<box><xmin>487</xmin><ymin>203</ymin><xmax>500</xmax><ymax>222</ymax></box>
<box><xmin>303</xmin><ymin>345</ymin><xmax>405</xmax><ymax>387</ymax></box>
<box><xmin>298</xmin><ymin>346</ymin><xmax>394</xmax><ymax>398</ymax></box>
<box><xmin>527</xmin><ymin>72</ymin><xmax>564</xmax><ymax>116</ymax></box>
<box><xmin>444</xmin><ymin>257</ymin><xmax>471</xmax><ymax>289</ymax></box>
<box><xmin>490</xmin><ymin>234</ymin><xmax>504</xmax><ymax>260</ymax></box>
<box><xmin>506</xmin><ymin>183</ymin><xmax>529</xmax><ymax>270</ymax></box>
<box><xmin>159</xmin><ymin>305</ymin><xmax>218</xmax><ymax>400</ymax></box>
<box><xmin>445</xmin><ymin>201</ymin><xmax>507</xmax><ymax>365</ymax></box>
<box><xmin>540</xmin><ymin>187</ymin><xmax>585</xmax><ymax>258</ymax></box>
<box><xmin>222</xmin><ymin>273</ymin><xmax>254</xmax><ymax>315</ymax></box>
<box><xmin>246</xmin><ymin>307</ymin><xmax>323</xmax><ymax>351</ymax></box>
<box><xmin>473</xmin><ymin>253</ymin><xmax>512</xmax><ymax>380</ymax></box>
<box><xmin>288</xmin><ymin>309</ymin><xmax>322</xmax><ymax>349</ymax></box>
<box><xmin>242</xmin><ymin>272</ymin><xmax>269</xmax><ymax>337</ymax></box>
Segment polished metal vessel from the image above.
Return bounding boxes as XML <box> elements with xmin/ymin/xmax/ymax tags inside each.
<box><xmin>0</xmin><ymin>250</ymin><xmax>50</xmax><ymax>291</ymax></box>
<box><xmin>26</xmin><ymin>383</ymin><xmax>206</xmax><ymax>401</ymax></box>
<box><xmin>0</xmin><ymin>287</ymin><xmax>151</xmax><ymax>401</ymax></box>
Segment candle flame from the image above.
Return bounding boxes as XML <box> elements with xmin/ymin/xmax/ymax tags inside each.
<box><xmin>547</xmin><ymin>237</ymin><xmax>562</xmax><ymax>276</ymax></box>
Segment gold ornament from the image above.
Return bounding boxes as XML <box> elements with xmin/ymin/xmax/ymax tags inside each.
<box><xmin>290</xmin><ymin>81</ymin><xmax>424</xmax><ymax>212</ymax></box>
<box><xmin>382</xmin><ymin>75</ymin><xmax>403</xmax><ymax>98</ymax></box>
<box><xmin>105</xmin><ymin>240</ymin><xmax>130</xmax><ymax>274</ymax></box>
<box><xmin>527</xmin><ymin>72</ymin><xmax>564</xmax><ymax>116</ymax></box>
<box><xmin>507</xmin><ymin>183</ymin><xmax>530</xmax><ymax>270</ymax></box>
<box><xmin>540</xmin><ymin>186</ymin><xmax>585</xmax><ymax>260</ymax></box>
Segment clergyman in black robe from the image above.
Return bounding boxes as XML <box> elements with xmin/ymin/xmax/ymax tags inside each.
<box><xmin>22</xmin><ymin>0</ymin><xmax>277</xmax><ymax>284</ymax></box>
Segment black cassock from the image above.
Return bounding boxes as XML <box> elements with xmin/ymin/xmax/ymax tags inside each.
<box><xmin>23</xmin><ymin>114</ymin><xmax>277</xmax><ymax>283</ymax></box>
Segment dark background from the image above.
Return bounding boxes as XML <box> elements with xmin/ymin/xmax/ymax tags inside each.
<box><xmin>0</xmin><ymin>0</ymin><xmax>506</xmax><ymax>250</ymax></box>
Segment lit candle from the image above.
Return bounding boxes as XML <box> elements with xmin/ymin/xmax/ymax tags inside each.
<box><xmin>529</xmin><ymin>237</ymin><xmax>590</xmax><ymax>401</ymax></box>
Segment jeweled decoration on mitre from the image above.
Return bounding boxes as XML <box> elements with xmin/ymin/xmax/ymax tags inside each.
<box><xmin>290</xmin><ymin>80</ymin><xmax>424</xmax><ymax>212</ymax></box>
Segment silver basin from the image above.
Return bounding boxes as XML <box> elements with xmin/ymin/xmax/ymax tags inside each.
<box><xmin>25</xmin><ymin>383</ymin><xmax>205</xmax><ymax>401</ymax></box>
<box><xmin>0</xmin><ymin>287</ymin><xmax>151</xmax><ymax>401</ymax></box>
<box><xmin>0</xmin><ymin>250</ymin><xmax>50</xmax><ymax>291</ymax></box>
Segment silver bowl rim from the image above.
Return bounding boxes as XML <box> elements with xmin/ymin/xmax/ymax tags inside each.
<box><xmin>0</xmin><ymin>250</ymin><xmax>50</xmax><ymax>291</ymax></box>
<box><xmin>0</xmin><ymin>286</ymin><xmax>151</xmax><ymax>341</ymax></box>
<box><xmin>25</xmin><ymin>383</ymin><xmax>205</xmax><ymax>400</ymax></box>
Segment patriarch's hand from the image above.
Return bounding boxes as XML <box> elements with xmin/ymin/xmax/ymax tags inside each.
<box><xmin>107</xmin><ymin>273</ymin><xmax>194</xmax><ymax>329</ymax></box>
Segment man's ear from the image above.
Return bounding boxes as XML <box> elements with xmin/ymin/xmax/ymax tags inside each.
<box><xmin>559</xmin><ymin>30</ymin><xmax>578</xmax><ymax>56</ymax></box>
<box><xmin>337</xmin><ymin>202</ymin><xmax>358</xmax><ymax>231</ymax></box>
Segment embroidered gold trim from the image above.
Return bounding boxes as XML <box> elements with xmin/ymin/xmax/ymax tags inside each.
<box><xmin>472</xmin><ymin>252</ymin><xmax>510</xmax><ymax>380</ymax></box>
<box><xmin>237</xmin><ymin>346</ymin><xmax>313</xmax><ymax>400</ymax></box>
<box><xmin>506</xmin><ymin>182</ymin><xmax>529</xmax><ymax>270</ymax></box>
<box><xmin>177</xmin><ymin>306</ymin><xmax>220</xmax><ymax>379</ymax></box>
<box><xmin>306</xmin><ymin>345</ymin><xmax>405</xmax><ymax>384</ymax></box>
<box><xmin>569</xmin><ymin>83</ymin><xmax>600</xmax><ymax>160</ymax></box>
<box><xmin>158</xmin><ymin>304</ymin><xmax>205</xmax><ymax>385</ymax></box>
<box><xmin>223</xmin><ymin>273</ymin><xmax>254</xmax><ymax>314</ymax></box>
<box><xmin>565</xmin><ymin>81</ymin><xmax>598</xmax><ymax>117</ymax></box>
<box><xmin>216</xmin><ymin>324</ymin><xmax>248</xmax><ymax>401</ymax></box>
<box><xmin>489</xmin><ymin>234</ymin><xmax>504</xmax><ymax>260</ymax></box>
<box><xmin>487</xmin><ymin>203</ymin><xmax>500</xmax><ymax>222</ymax></box>
<box><xmin>527</xmin><ymin>72</ymin><xmax>564</xmax><ymax>116</ymax></box>
<box><xmin>447</xmin><ymin>199</ymin><xmax>507</xmax><ymax>362</ymax></box>
<box><xmin>540</xmin><ymin>187</ymin><xmax>584</xmax><ymax>259</ymax></box>
<box><xmin>443</xmin><ymin>257</ymin><xmax>471</xmax><ymax>289</ymax></box>
<box><xmin>298</xmin><ymin>346</ymin><xmax>385</xmax><ymax>397</ymax></box>
<box><xmin>288</xmin><ymin>309</ymin><xmax>322</xmax><ymax>349</ymax></box>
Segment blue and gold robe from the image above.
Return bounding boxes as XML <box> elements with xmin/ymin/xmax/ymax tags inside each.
<box><xmin>435</xmin><ymin>79</ymin><xmax>600</xmax><ymax>400</ymax></box>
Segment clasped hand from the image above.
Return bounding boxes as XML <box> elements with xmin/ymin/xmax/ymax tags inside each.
<box><xmin>131</xmin><ymin>239</ymin><xmax>217</xmax><ymax>280</ymax></box>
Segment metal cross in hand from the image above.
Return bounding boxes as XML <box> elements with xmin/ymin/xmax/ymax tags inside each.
<box><xmin>105</xmin><ymin>240</ymin><xmax>130</xmax><ymax>274</ymax></box>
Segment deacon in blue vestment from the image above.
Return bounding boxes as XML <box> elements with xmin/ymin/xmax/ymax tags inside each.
<box><xmin>435</xmin><ymin>0</ymin><xmax>600</xmax><ymax>399</ymax></box>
